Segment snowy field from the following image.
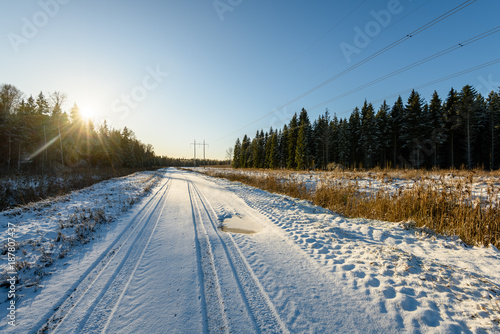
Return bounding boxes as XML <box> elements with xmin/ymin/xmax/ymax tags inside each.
<box><xmin>1</xmin><ymin>168</ymin><xmax>499</xmax><ymax>333</ymax></box>
<box><xmin>197</xmin><ymin>167</ymin><xmax>500</xmax><ymax>207</ymax></box>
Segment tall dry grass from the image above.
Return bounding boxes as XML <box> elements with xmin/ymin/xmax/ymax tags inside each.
<box><xmin>203</xmin><ymin>169</ymin><xmax>500</xmax><ymax>248</ymax></box>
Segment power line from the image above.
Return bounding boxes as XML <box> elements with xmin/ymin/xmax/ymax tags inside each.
<box><xmin>273</xmin><ymin>0</ymin><xmax>479</xmax><ymax>112</ymax></box>
<box><xmin>330</xmin><ymin>57</ymin><xmax>500</xmax><ymax>118</ymax></box>
<box><xmin>236</xmin><ymin>57</ymin><xmax>500</xmax><ymax>143</ymax></box>
<box><xmin>216</xmin><ymin>0</ymin><xmax>479</xmax><ymax>142</ymax></box>
<box><xmin>190</xmin><ymin>139</ymin><xmax>209</xmax><ymax>167</ymax></box>
<box><xmin>309</xmin><ymin>25</ymin><xmax>500</xmax><ymax>110</ymax></box>
<box><xmin>291</xmin><ymin>0</ymin><xmax>369</xmax><ymax>64</ymax></box>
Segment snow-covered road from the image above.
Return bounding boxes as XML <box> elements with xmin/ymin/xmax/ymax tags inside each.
<box><xmin>2</xmin><ymin>168</ymin><xmax>500</xmax><ymax>333</ymax></box>
<box><xmin>36</xmin><ymin>168</ymin><xmax>393</xmax><ymax>333</ymax></box>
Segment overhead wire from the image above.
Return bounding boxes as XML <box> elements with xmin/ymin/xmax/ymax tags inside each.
<box><xmin>291</xmin><ymin>0</ymin><xmax>369</xmax><ymax>64</ymax></box>
<box><xmin>216</xmin><ymin>0</ymin><xmax>479</xmax><ymax>142</ymax></box>
<box><xmin>309</xmin><ymin>25</ymin><xmax>500</xmax><ymax>110</ymax></box>
<box><xmin>238</xmin><ymin>57</ymin><xmax>500</xmax><ymax>143</ymax></box>
<box><xmin>273</xmin><ymin>0</ymin><xmax>479</xmax><ymax>111</ymax></box>
<box><xmin>330</xmin><ymin>57</ymin><xmax>500</xmax><ymax>118</ymax></box>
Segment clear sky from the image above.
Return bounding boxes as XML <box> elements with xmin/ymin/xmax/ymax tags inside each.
<box><xmin>1</xmin><ymin>0</ymin><xmax>499</xmax><ymax>159</ymax></box>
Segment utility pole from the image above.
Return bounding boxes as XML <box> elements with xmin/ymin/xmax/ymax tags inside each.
<box><xmin>201</xmin><ymin>140</ymin><xmax>209</xmax><ymax>160</ymax></box>
<box><xmin>190</xmin><ymin>140</ymin><xmax>209</xmax><ymax>167</ymax></box>
<box><xmin>191</xmin><ymin>139</ymin><xmax>197</xmax><ymax>167</ymax></box>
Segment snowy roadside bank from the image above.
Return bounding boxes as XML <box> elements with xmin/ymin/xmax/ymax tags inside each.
<box><xmin>195</xmin><ymin>167</ymin><xmax>500</xmax><ymax>249</ymax></box>
<box><xmin>0</xmin><ymin>169</ymin><xmax>164</xmax><ymax>294</ymax></box>
<box><xmin>190</xmin><ymin>169</ymin><xmax>500</xmax><ymax>332</ymax></box>
<box><xmin>1</xmin><ymin>168</ymin><xmax>499</xmax><ymax>332</ymax></box>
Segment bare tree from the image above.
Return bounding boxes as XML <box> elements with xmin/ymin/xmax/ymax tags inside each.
<box><xmin>226</xmin><ymin>147</ymin><xmax>234</xmax><ymax>163</ymax></box>
<box><xmin>0</xmin><ymin>84</ymin><xmax>22</xmax><ymax>116</ymax></box>
<box><xmin>50</xmin><ymin>91</ymin><xmax>67</xmax><ymax>116</ymax></box>
<box><xmin>0</xmin><ymin>84</ymin><xmax>22</xmax><ymax>169</ymax></box>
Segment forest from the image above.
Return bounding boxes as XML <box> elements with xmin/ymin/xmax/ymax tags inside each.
<box><xmin>0</xmin><ymin>84</ymin><xmax>167</xmax><ymax>173</ymax></box>
<box><xmin>232</xmin><ymin>85</ymin><xmax>500</xmax><ymax>170</ymax></box>
<box><xmin>0</xmin><ymin>84</ymin><xmax>231</xmax><ymax>175</ymax></box>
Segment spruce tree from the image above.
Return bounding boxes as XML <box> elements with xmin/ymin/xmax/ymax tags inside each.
<box><xmin>287</xmin><ymin>114</ymin><xmax>298</xmax><ymax>169</ymax></box>
<box><xmin>296</xmin><ymin>109</ymin><xmax>312</xmax><ymax>169</ymax></box>
<box><xmin>401</xmin><ymin>90</ymin><xmax>425</xmax><ymax>168</ymax></box>
<box><xmin>240</xmin><ymin>134</ymin><xmax>250</xmax><ymax>168</ymax></box>
<box><xmin>359</xmin><ymin>101</ymin><xmax>377</xmax><ymax>168</ymax></box>
<box><xmin>36</xmin><ymin>92</ymin><xmax>50</xmax><ymax>115</ymax></box>
<box><xmin>232</xmin><ymin>138</ymin><xmax>241</xmax><ymax>168</ymax></box>
<box><xmin>280</xmin><ymin>125</ymin><xmax>289</xmax><ymax>168</ymax></box>
<box><xmin>444</xmin><ymin>88</ymin><xmax>460</xmax><ymax>168</ymax></box>
<box><xmin>390</xmin><ymin>96</ymin><xmax>404</xmax><ymax>168</ymax></box>
<box><xmin>375</xmin><ymin>101</ymin><xmax>391</xmax><ymax>167</ymax></box>
<box><xmin>487</xmin><ymin>91</ymin><xmax>500</xmax><ymax>169</ymax></box>
<box><xmin>458</xmin><ymin>85</ymin><xmax>478</xmax><ymax>169</ymax></box>
<box><xmin>348</xmin><ymin>108</ymin><xmax>361</xmax><ymax>168</ymax></box>
<box><xmin>330</xmin><ymin>113</ymin><xmax>339</xmax><ymax>164</ymax></box>
<box><xmin>428</xmin><ymin>91</ymin><xmax>446</xmax><ymax>167</ymax></box>
<box><xmin>337</xmin><ymin>119</ymin><xmax>350</xmax><ymax>167</ymax></box>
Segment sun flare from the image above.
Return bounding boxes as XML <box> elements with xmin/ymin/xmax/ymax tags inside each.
<box><xmin>79</xmin><ymin>105</ymin><xmax>94</xmax><ymax>120</ymax></box>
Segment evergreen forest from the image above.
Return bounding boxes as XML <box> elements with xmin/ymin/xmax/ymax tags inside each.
<box><xmin>232</xmin><ymin>85</ymin><xmax>500</xmax><ymax>170</ymax></box>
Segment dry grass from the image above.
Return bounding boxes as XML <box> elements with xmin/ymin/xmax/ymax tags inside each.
<box><xmin>202</xmin><ymin>168</ymin><xmax>500</xmax><ymax>248</ymax></box>
<box><xmin>0</xmin><ymin>166</ymin><xmax>163</xmax><ymax>211</ymax></box>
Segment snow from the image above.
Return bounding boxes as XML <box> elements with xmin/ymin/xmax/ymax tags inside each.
<box><xmin>197</xmin><ymin>167</ymin><xmax>500</xmax><ymax>207</ymax></box>
<box><xmin>1</xmin><ymin>168</ymin><xmax>499</xmax><ymax>332</ymax></box>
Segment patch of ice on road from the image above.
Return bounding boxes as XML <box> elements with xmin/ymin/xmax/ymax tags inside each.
<box><xmin>220</xmin><ymin>214</ymin><xmax>263</xmax><ymax>234</ymax></box>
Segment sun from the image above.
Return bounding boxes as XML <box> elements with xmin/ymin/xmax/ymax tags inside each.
<box><xmin>79</xmin><ymin>105</ymin><xmax>94</xmax><ymax>120</ymax></box>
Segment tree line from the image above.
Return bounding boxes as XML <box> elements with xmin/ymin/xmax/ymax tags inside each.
<box><xmin>0</xmin><ymin>84</ymin><xmax>172</xmax><ymax>173</ymax></box>
<box><xmin>232</xmin><ymin>85</ymin><xmax>500</xmax><ymax>170</ymax></box>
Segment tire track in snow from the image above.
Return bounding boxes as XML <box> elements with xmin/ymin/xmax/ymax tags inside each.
<box><xmin>186</xmin><ymin>177</ymin><xmax>230</xmax><ymax>333</ymax></box>
<box><xmin>188</xmin><ymin>176</ymin><xmax>288</xmax><ymax>333</ymax></box>
<box><xmin>36</xmin><ymin>173</ymin><xmax>172</xmax><ymax>334</ymax></box>
<box><xmin>92</xmin><ymin>177</ymin><xmax>172</xmax><ymax>333</ymax></box>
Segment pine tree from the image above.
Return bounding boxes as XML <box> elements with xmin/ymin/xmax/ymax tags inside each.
<box><xmin>296</xmin><ymin>125</ymin><xmax>308</xmax><ymax>169</ymax></box>
<box><xmin>487</xmin><ymin>91</ymin><xmax>500</xmax><ymax>169</ymax></box>
<box><xmin>36</xmin><ymin>92</ymin><xmax>50</xmax><ymax>115</ymax></box>
<box><xmin>240</xmin><ymin>134</ymin><xmax>250</xmax><ymax>168</ymax></box>
<box><xmin>268</xmin><ymin>131</ymin><xmax>279</xmax><ymax>169</ymax></box>
<box><xmin>390</xmin><ymin>96</ymin><xmax>404</xmax><ymax>168</ymax></box>
<box><xmin>401</xmin><ymin>90</ymin><xmax>425</xmax><ymax>168</ymax></box>
<box><xmin>313</xmin><ymin>111</ymin><xmax>331</xmax><ymax>169</ymax></box>
<box><xmin>287</xmin><ymin>114</ymin><xmax>298</xmax><ymax>169</ymax></box>
<box><xmin>296</xmin><ymin>109</ymin><xmax>312</xmax><ymax>169</ymax></box>
<box><xmin>330</xmin><ymin>113</ymin><xmax>339</xmax><ymax>164</ymax></box>
<box><xmin>348</xmin><ymin>108</ymin><xmax>361</xmax><ymax>168</ymax></box>
<box><xmin>250</xmin><ymin>130</ymin><xmax>261</xmax><ymax>168</ymax></box>
<box><xmin>337</xmin><ymin>119</ymin><xmax>350</xmax><ymax>167</ymax></box>
<box><xmin>458</xmin><ymin>85</ymin><xmax>478</xmax><ymax>169</ymax></box>
<box><xmin>232</xmin><ymin>138</ymin><xmax>241</xmax><ymax>168</ymax></box>
<box><xmin>375</xmin><ymin>101</ymin><xmax>391</xmax><ymax>167</ymax></box>
<box><xmin>359</xmin><ymin>101</ymin><xmax>377</xmax><ymax>168</ymax></box>
<box><xmin>444</xmin><ymin>88</ymin><xmax>460</xmax><ymax>168</ymax></box>
<box><xmin>278</xmin><ymin>127</ymin><xmax>287</xmax><ymax>168</ymax></box>
<box><xmin>428</xmin><ymin>91</ymin><xmax>446</xmax><ymax>167</ymax></box>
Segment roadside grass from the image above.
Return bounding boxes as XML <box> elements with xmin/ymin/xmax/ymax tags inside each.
<box><xmin>0</xmin><ymin>170</ymin><xmax>162</xmax><ymax>291</ymax></box>
<box><xmin>0</xmin><ymin>167</ymin><xmax>163</xmax><ymax>211</ymax></box>
<box><xmin>202</xmin><ymin>168</ymin><xmax>500</xmax><ymax>249</ymax></box>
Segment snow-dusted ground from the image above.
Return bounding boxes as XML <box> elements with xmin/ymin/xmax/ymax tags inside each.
<box><xmin>198</xmin><ymin>167</ymin><xmax>500</xmax><ymax>207</ymax></box>
<box><xmin>1</xmin><ymin>168</ymin><xmax>499</xmax><ymax>333</ymax></box>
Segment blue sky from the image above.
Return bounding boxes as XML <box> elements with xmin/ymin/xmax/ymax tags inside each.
<box><xmin>1</xmin><ymin>0</ymin><xmax>499</xmax><ymax>159</ymax></box>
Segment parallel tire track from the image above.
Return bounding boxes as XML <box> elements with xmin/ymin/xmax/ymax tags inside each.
<box><xmin>187</xmin><ymin>178</ymin><xmax>230</xmax><ymax>334</ymax></box>
<box><xmin>188</xmin><ymin>176</ymin><xmax>288</xmax><ymax>333</ymax></box>
<box><xmin>36</xmin><ymin>174</ymin><xmax>172</xmax><ymax>334</ymax></box>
